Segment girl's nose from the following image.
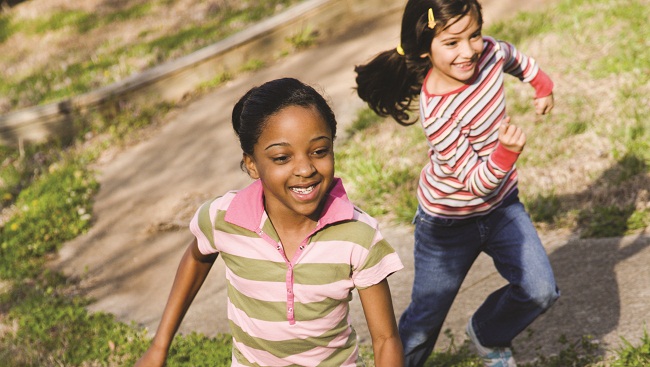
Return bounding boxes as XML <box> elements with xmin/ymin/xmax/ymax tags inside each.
<box><xmin>460</xmin><ymin>41</ymin><xmax>476</xmax><ymax>58</ymax></box>
<box><xmin>294</xmin><ymin>156</ymin><xmax>316</xmax><ymax>177</ymax></box>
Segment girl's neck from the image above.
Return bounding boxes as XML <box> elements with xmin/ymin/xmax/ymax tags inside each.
<box><xmin>265</xmin><ymin>205</ymin><xmax>321</xmax><ymax>236</ymax></box>
<box><xmin>424</xmin><ymin>68</ymin><xmax>476</xmax><ymax>96</ymax></box>
<box><xmin>266</xmin><ymin>208</ymin><xmax>320</xmax><ymax>261</ymax></box>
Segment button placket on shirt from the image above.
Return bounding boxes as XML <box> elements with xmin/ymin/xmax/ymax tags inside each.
<box><xmin>258</xmin><ymin>228</ymin><xmax>314</xmax><ymax>325</ymax></box>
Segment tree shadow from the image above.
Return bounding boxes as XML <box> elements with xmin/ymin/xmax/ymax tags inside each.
<box><xmin>513</xmin><ymin>153</ymin><xmax>650</xmax><ymax>361</ymax></box>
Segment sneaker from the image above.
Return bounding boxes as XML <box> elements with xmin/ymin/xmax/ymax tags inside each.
<box><xmin>466</xmin><ymin>320</ymin><xmax>517</xmax><ymax>367</ymax></box>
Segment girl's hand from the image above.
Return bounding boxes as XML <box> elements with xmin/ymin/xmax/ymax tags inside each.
<box><xmin>534</xmin><ymin>93</ymin><xmax>554</xmax><ymax>115</ymax></box>
<box><xmin>134</xmin><ymin>344</ymin><xmax>167</xmax><ymax>367</ymax></box>
<box><xmin>498</xmin><ymin>117</ymin><xmax>526</xmax><ymax>153</ymax></box>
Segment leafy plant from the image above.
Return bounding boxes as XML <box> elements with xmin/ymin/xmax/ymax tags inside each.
<box><xmin>166</xmin><ymin>332</ymin><xmax>232</xmax><ymax>367</ymax></box>
<box><xmin>609</xmin><ymin>329</ymin><xmax>650</xmax><ymax>367</ymax></box>
<box><xmin>0</xmin><ymin>158</ymin><xmax>98</xmax><ymax>279</ymax></box>
<box><xmin>0</xmin><ymin>273</ymin><xmax>149</xmax><ymax>366</ymax></box>
<box><xmin>577</xmin><ymin>205</ymin><xmax>635</xmax><ymax>239</ymax></box>
<box><xmin>523</xmin><ymin>192</ymin><xmax>562</xmax><ymax>224</ymax></box>
<box><xmin>286</xmin><ymin>26</ymin><xmax>318</xmax><ymax>49</ymax></box>
<box><xmin>519</xmin><ymin>335</ymin><xmax>602</xmax><ymax>367</ymax></box>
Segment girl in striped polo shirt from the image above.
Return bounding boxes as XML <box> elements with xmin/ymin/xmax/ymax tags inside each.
<box><xmin>136</xmin><ymin>78</ymin><xmax>404</xmax><ymax>367</ymax></box>
<box><xmin>355</xmin><ymin>0</ymin><xmax>559</xmax><ymax>366</ymax></box>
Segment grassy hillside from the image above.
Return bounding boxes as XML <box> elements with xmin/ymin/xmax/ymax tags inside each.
<box><xmin>0</xmin><ymin>0</ymin><xmax>303</xmax><ymax>115</ymax></box>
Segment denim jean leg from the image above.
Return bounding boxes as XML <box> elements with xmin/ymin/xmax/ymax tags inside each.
<box><xmin>399</xmin><ymin>208</ymin><xmax>482</xmax><ymax>367</ymax></box>
<box><xmin>472</xmin><ymin>196</ymin><xmax>560</xmax><ymax>347</ymax></box>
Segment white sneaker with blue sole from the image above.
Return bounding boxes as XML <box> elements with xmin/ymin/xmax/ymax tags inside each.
<box><xmin>466</xmin><ymin>320</ymin><xmax>517</xmax><ymax>367</ymax></box>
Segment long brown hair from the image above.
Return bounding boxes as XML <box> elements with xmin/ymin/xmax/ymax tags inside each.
<box><xmin>354</xmin><ymin>0</ymin><xmax>483</xmax><ymax>125</ymax></box>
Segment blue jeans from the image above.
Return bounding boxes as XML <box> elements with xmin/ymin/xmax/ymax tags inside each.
<box><xmin>399</xmin><ymin>191</ymin><xmax>559</xmax><ymax>367</ymax></box>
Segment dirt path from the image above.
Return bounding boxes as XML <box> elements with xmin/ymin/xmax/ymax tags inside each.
<box><xmin>51</xmin><ymin>0</ymin><xmax>650</xmax><ymax>362</ymax></box>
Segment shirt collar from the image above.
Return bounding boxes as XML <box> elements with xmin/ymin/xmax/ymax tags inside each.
<box><xmin>224</xmin><ymin>177</ymin><xmax>354</xmax><ymax>231</ymax></box>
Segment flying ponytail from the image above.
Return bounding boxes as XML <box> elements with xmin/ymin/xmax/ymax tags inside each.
<box><xmin>354</xmin><ymin>0</ymin><xmax>483</xmax><ymax>126</ymax></box>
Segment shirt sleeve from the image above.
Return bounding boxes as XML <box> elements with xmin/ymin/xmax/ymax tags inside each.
<box><xmin>351</xmin><ymin>225</ymin><xmax>404</xmax><ymax>290</ymax></box>
<box><xmin>189</xmin><ymin>198</ymin><xmax>220</xmax><ymax>255</ymax></box>
<box><xmin>424</xmin><ymin>113</ymin><xmax>519</xmax><ymax>197</ymax></box>
<box><xmin>498</xmin><ymin>39</ymin><xmax>554</xmax><ymax>98</ymax></box>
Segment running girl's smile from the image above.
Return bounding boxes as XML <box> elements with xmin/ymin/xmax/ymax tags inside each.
<box><xmin>425</xmin><ymin>13</ymin><xmax>484</xmax><ymax>94</ymax></box>
<box><xmin>244</xmin><ymin>105</ymin><xmax>335</xmax><ymax>223</ymax></box>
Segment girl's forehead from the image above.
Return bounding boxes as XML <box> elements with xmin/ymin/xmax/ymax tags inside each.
<box><xmin>439</xmin><ymin>13</ymin><xmax>480</xmax><ymax>36</ymax></box>
<box><xmin>260</xmin><ymin>106</ymin><xmax>332</xmax><ymax>141</ymax></box>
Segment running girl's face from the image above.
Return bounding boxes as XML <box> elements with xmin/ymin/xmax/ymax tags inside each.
<box><xmin>425</xmin><ymin>12</ymin><xmax>484</xmax><ymax>93</ymax></box>
<box><xmin>244</xmin><ymin>105</ymin><xmax>335</xmax><ymax>223</ymax></box>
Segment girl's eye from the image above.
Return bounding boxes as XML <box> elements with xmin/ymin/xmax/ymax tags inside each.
<box><xmin>312</xmin><ymin>147</ymin><xmax>330</xmax><ymax>157</ymax></box>
<box><xmin>272</xmin><ymin>156</ymin><xmax>290</xmax><ymax>164</ymax></box>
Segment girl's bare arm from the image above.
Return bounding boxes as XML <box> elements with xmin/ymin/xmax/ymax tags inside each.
<box><xmin>135</xmin><ymin>238</ymin><xmax>218</xmax><ymax>367</ymax></box>
<box><xmin>358</xmin><ymin>279</ymin><xmax>404</xmax><ymax>367</ymax></box>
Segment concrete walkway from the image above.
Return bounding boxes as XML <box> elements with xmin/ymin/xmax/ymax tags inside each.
<box><xmin>52</xmin><ymin>0</ymin><xmax>650</xmax><ymax>363</ymax></box>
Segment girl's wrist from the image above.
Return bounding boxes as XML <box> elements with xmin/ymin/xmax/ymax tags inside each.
<box><xmin>530</xmin><ymin>69</ymin><xmax>554</xmax><ymax>98</ymax></box>
<box><xmin>491</xmin><ymin>143</ymin><xmax>520</xmax><ymax>170</ymax></box>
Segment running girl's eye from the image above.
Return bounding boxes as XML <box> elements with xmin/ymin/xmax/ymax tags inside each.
<box><xmin>471</xmin><ymin>31</ymin><xmax>482</xmax><ymax>39</ymax></box>
<box><xmin>272</xmin><ymin>155</ymin><xmax>290</xmax><ymax>164</ymax></box>
<box><xmin>312</xmin><ymin>147</ymin><xmax>331</xmax><ymax>157</ymax></box>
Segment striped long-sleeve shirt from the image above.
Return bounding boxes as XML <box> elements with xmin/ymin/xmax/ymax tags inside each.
<box><xmin>190</xmin><ymin>178</ymin><xmax>403</xmax><ymax>366</ymax></box>
<box><xmin>417</xmin><ymin>36</ymin><xmax>553</xmax><ymax>218</ymax></box>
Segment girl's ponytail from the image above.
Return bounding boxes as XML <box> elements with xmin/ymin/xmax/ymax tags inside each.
<box><xmin>355</xmin><ymin>49</ymin><xmax>423</xmax><ymax>126</ymax></box>
<box><xmin>355</xmin><ymin>0</ymin><xmax>483</xmax><ymax>126</ymax></box>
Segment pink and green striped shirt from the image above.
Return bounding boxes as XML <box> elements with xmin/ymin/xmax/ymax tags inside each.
<box><xmin>189</xmin><ymin>178</ymin><xmax>403</xmax><ymax>366</ymax></box>
<box><xmin>417</xmin><ymin>36</ymin><xmax>553</xmax><ymax>218</ymax></box>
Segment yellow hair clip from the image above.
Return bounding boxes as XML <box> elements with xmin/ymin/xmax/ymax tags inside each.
<box><xmin>396</xmin><ymin>44</ymin><xmax>405</xmax><ymax>56</ymax></box>
<box><xmin>428</xmin><ymin>8</ymin><xmax>436</xmax><ymax>29</ymax></box>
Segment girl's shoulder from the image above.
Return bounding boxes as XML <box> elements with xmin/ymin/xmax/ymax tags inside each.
<box><xmin>482</xmin><ymin>35</ymin><xmax>501</xmax><ymax>53</ymax></box>
<box><xmin>350</xmin><ymin>205</ymin><xmax>380</xmax><ymax>229</ymax></box>
<box><xmin>191</xmin><ymin>190</ymin><xmax>239</xmax><ymax>225</ymax></box>
<box><xmin>483</xmin><ymin>35</ymin><xmax>497</xmax><ymax>44</ymax></box>
<box><xmin>197</xmin><ymin>190</ymin><xmax>238</xmax><ymax>212</ymax></box>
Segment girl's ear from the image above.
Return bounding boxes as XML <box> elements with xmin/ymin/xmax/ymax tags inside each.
<box><xmin>243</xmin><ymin>153</ymin><xmax>260</xmax><ymax>179</ymax></box>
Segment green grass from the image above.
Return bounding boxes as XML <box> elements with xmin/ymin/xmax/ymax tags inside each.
<box><xmin>0</xmin><ymin>13</ymin><xmax>14</xmax><ymax>43</ymax></box>
<box><xmin>608</xmin><ymin>329</ymin><xmax>650</xmax><ymax>367</ymax></box>
<box><xmin>0</xmin><ymin>99</ymin><xmax>235</xmax><ymax>366</ymax></box>
<box><xmin>0</xmin><ymin>158</ymin><xmax>98</xmax><ymax>279</ymax></box>
<box><xmin>0</xmin><ymin>0</ymin><xmax>304</xmax><ymax>113</ymax></box>
<box><xmin>286</xmin><ymin>25</ymin><xmax>319</xmax><ymax>49</ymax></box>
<box><xmin>492</xmin><ymin>0</ymin><xmax>650</xmax><ymax>237</ymax></box>
<box><xmin>336</xmin><ymin>108</ymin><xmax>423</xmax><ymax>223</ymax></box>
<box><xmin>346</xmin><ymin>107</ymin><xmax>384</xmax><ymax>135</ymax></box>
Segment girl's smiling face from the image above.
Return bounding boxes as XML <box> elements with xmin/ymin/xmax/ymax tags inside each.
<box><xmin>244</xmin><ymin>105</ymin><xmax>335</xmax><ymax>223</ymax></box>
<box><xmin>425</xmin><ymin>12</ymin><xmax>484</xmax><ymax>94</ymax></box>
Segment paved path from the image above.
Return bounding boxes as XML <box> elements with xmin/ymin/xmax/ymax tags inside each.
<box><xmin>52</xmin><ymin>0</ymin><xmax>650</xmax><ymax>362</ymax></box>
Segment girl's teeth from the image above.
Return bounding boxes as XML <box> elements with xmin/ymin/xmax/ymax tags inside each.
<box><xmin>291</xmin><ymin>185</ymin><xmax>314</xmax><ymax>194</ymax></box>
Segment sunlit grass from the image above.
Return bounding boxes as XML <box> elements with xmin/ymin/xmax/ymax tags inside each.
<box><xmin>336</xmin><ymin>109</ymin><xmax>423</xmax><ymax>223</ymax></box>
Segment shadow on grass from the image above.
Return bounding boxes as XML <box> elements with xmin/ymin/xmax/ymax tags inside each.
<box><xmin>514</xmin><ymin>154</ymin><xmax>650</xmax><ymax>363</ymax></box>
